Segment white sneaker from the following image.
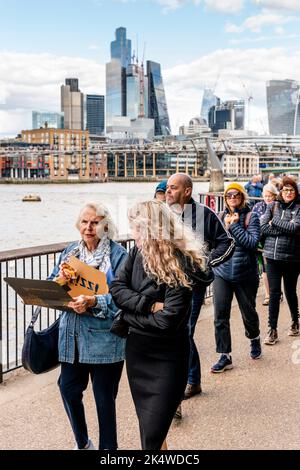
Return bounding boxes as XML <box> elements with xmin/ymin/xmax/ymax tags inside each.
<box><xmin>73</xmin><ymin>439</ymin><xmax>95</xmax><ymax>450</ymax></box>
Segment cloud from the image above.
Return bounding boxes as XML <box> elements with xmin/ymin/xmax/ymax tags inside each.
<box><xmin>228</xmin><ymin>32</ymin><xmax>300</xmax><ymax>44</ymax></box>
<box><xmin>0</xmin><ymin>51</ymin><xmax>104</xmax><ymax>137</ymax></box>
<box><xmin>204</xmin><ymin>0</ymin><xmax>244</xmax><ymax>14</ymax></box>
<box><xmin>226</xmin><ymin>10</ymin><xmax>295</xmax><ymax>33</ymax></box>
<box><xmin>155</xmin><ymin>0</ymin><xmax>200</xmax><ymax>13</ymax></box>
<box><xmin>2</xmin><ymin>47</ymin><xmax>300</xmax><ymax>137</ymax></box>
<box><xmin>106</xmin><ymin>0</ymin><xmax>243</xmax><ymax>14</ymax></box>
<box><xmin>253</xmin><ymin>0</ymin><xmax>300</xmax><ymax>12</ymax></box>
<box><xmin>163</xmin><ymin>47</ymin><xmax>300</xmax><ymax>133</ymax></box>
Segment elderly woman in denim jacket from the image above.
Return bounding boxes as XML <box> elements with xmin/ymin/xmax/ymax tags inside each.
<box><xmin>261</xmin><ymin>177</ymin><xmax>300</xmax><ymax>345</ymax></box>
<box><xmin>49</xmin><ymin>202</ymin><xmax>127</xmax><ymax>451</ymax></box>
<box><xmin>211</xmin><ymin>183</ymin><xmax>261</xmax><ymax>373</ymax></box>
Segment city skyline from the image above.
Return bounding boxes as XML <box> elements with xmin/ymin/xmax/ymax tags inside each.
<box><xmin>1</xmin><ymin>0</ymin><xmax>300</xmax><ymax>136</ymax></box>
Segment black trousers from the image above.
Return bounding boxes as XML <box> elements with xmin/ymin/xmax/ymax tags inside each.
<box><xmin>58</xmin><ymin>360</ymin><xmax>124</xmax><ymax>450</ymax></box>
<box><xmin>266</xmin><ymin>258</ymin><xmax>299</xmax><ymax>329</ymax></box>
<box><xmin>213</xmin><ymin>276</ymin><xmax>260</xmax><ymax>353</ymax></box>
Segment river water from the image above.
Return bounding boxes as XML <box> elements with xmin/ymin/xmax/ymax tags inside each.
<box><xmin>0</xmin><ymin>182</ymin><xmax>210</xmax><ymax>251</ymax></box>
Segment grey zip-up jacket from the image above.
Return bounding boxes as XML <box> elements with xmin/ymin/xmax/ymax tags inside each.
<box><xmin>260</xmin><ymin>197</ymin><xmax>300</xmax><ymax>262</ymax></box>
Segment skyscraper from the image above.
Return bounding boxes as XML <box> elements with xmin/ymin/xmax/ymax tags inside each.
<box><xmin>266</xmin><ymin>79</ymin><xmax>300</xmax><ymax>135</ymax></box>
<box><xmin>209</xmin><ymin>99</ymin><xmax>245</xmax><ymax>135</ymax></box>
<box><xmin>126</xmin><ymin>63</ymin><xmax>148</xmax><ymax>119</ymax></box>
<box><xmin>106</xmin><ymin>27</ymin><xmax>169</xmax><ymax>136</ymax></box>
<box><xmin>86</xmin><ymin>95</ymin><xmax>105</xmax><ymax>135</ymax></box>
<box><xmin>61</xmin><ymin>78</ymin><xmax>84</xmax><ymax>130</ymax></box>
<box><xmin>106</xmin><ymin>27</ymin><xmax>131</xmax><ymax>125</ymax></box>
<box><xmin>201</xmin><ymin>89</ymin><xmax>219</xmax><ymax>124</ymax></box>
<box><xmin>65</xmin><ymin>78</ymin><xmax>79</xmax><ymax>92</ymax></box>
<box><xmin>111</xmin><ymin>27</ymin><xmax>132</xmax><ymax>68</ymax></box>
<box><xmin>147</xmin><ymin>61</ymin><xmax>171</xmax><ymax>136</ymax></box>
<box><xmin>106</xmin><ymin>59</ymin><xmax>127</xmax><ymax>124</ymax></box>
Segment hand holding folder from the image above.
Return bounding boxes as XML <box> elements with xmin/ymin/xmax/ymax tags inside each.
<box><xmin>5</xmin><ymin>256</ymin><xmax>109</xmax><ymax>311</ymax></box>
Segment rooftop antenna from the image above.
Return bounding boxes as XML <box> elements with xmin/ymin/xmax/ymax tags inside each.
<box><xmin>141</xmin><ymin>42</ymin><xmax>146</xmax><ymax>67</ymax></box>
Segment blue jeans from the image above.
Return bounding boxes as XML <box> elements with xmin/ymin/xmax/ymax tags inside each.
<box><xmin>187</xmin><ymin>285</ymin><xmax>207</xmax><ymax>386</ymax></box>
<box><xmin>58</xmin><ymin>359</ymin><xmax>124</xmax><ymax>450</ymax></box>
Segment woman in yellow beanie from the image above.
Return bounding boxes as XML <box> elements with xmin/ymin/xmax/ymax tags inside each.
<box><xmin>211</xmin><ymin>183</ymin><xmax>262</xmax><ymax>372</ymax></box>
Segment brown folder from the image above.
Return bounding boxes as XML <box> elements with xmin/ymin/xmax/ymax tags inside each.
<box><xmin>4</xmin><ymin>277</ymin><xmax>74</xmax><ymax>310</ymax></box>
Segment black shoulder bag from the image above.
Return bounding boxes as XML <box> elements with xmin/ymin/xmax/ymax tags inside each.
<box><xmin>22</xmin><ymin>307</ymin><xmax>60</xmax><ymax>374</ymax></box>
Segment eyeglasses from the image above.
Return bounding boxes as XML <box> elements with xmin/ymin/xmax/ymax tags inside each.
<box><xmin>225</xmin><ymin>192</ymin><xmax>241</xmax><ymax>199</ymax></box>
<box><xmin>282</xmin><ymin>188</ymin><xmax>295</xmax><ymax>193</ymax></box>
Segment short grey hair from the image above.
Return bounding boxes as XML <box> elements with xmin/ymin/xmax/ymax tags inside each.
<box><xmin>263</xmin><ymin>183</ymin><xmax>278</xmax><ymax>196</ymax></box>
<box><xmin>76</xmin><ymin>202</ymin><xmax>117</xmax><ymax>240</ymax></box>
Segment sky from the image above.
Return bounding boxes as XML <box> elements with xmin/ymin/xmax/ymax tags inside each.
<box><xmin>1</xmin><ymin>0</ymin><xmax>300</xmax><ymax>136</ymax></box>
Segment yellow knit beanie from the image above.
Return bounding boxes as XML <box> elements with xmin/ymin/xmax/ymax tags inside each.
<box><xmin>224</xmin><ymin>182</ymin><xmax>247</xmax><ymax>196</ymax></box>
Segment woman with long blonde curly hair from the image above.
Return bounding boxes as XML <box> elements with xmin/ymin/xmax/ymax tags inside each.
<box><xmin>111</xmin><ymin>200</ymin><xmax>212</xmax><ymax>450</ymax></box>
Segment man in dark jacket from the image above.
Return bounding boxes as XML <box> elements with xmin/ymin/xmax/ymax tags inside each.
<box><xmin>166</xmin><ymin>173</ymin><xmax>235</xmax><ymax>399</ymax></box>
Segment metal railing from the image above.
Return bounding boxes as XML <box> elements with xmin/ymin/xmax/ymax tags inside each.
<box><xmin>0</xmin><ymin>238</ymin><xmax>134</xmax><ymax>383</ymax></box>
<box><xmin>0</xmin><ymin>193</ymin><xmax>262</xmax><ymax>382</ymax></box>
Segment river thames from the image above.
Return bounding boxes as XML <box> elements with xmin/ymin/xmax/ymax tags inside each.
<box><xmin>0</xmin><ymin>181</ymin><xmax>210</xmax><ymax>251</ymax></box>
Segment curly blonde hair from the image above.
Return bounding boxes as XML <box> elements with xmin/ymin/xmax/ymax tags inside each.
<box><xmin>128</xmin><ymin>200</ymin><xmax>207</xmax><ymax>289</ymax></box>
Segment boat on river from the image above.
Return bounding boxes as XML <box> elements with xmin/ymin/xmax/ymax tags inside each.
<box><xmin>22</xmin><ymin>194</ymin><xmax>41</xmax><ymax>202</ymax></box>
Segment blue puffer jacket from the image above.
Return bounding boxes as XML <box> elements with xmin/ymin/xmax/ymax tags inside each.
<box><xmin>48</xmin><ymin>240</ymin><xmax>128</xmax><ymax>364</ymax></box>
<box><xmin>213</xmin><ymin>206</ymin><xmax>260</xmax><ymax>282</ymax></box>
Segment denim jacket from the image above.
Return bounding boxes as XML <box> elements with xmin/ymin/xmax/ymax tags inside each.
<box><xmin>48</xmin><ymin>240</ymin><xmax>128</xmax><ymax>364</ymax></box>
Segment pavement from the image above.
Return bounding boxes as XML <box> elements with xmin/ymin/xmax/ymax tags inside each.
<box><xmin>1</xmin><ymin>288</ymin><xmax>300</xmax><ymax>450</ymax></box>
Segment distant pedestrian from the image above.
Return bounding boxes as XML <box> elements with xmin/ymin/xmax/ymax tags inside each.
<box><xmin>252</xmin><ymin>183</ymin><xmax>279</xmax><ymax>306</ymax></box>
<box><xmin>212</xmin><ymin>183</ymin><xmax>262</xmax><ymax>373</ymax></box>
<box><xmin>244</xmin><ymin>175</ymin><xmax>263</xmax><ymax>205</ymax></box>
<box><xmin>261</xmin><ymin>177</ymin><xmax>300</xmax><ymax>345</ymax></box>
<box><xmin>154</xmin><ymin>180</ymin><xmax>167</xmax><ymax>202</ymax></box>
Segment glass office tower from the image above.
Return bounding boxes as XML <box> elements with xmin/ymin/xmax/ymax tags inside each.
<box><xmin>201</xmin><ymin>89</ymin><xmax>219</xmax><ymax>124</ymax></box>
<box><xmin>147</xmin><ymin>60</ymin><xmax>171</xmax><ymax>136</ymax></box>
<box><xmin>208</xmin><ymin>99</ymin><xmax>245</xmax><ymax>135</ymax></box>
<box><xmin>111</xmin><ymin>27</ymin><xmax>132</xmax><ymax>68</ymax></box>
<box><xmin>86</xmin><ymin>95</ymin><xmax>105</xmax><ymax>135</ymax></box>
<box><xmin>267</xmin><ymin>79</ymin><xmax>300</xmax><ymax>135</ymax></box>
<box><xmin>32</xmin><ymin>111</ymin><xmax>64</xmax><ymax>129</ymax></box>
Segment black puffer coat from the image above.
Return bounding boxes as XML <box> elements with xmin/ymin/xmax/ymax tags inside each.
<box><xmin>260</xmin><ymin>197</ymin><xmax>300</xmax><ymax>262</ymax></box>
<box><xmin>110</xmin><ymin>246</ymin><xmax>211</xmax><ymax>338</ymax></box>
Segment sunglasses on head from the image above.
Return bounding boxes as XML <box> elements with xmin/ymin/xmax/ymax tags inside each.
<box><xmin>225</xmin><ymin>191</ymin><xmax>241</xmax><ymax>199</ymax></box>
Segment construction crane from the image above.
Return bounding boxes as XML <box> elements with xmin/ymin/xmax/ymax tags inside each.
<box><xmin>239</xmin><ymin>77</ymin><xmax>253</xmax><ymax>131</ymax></box>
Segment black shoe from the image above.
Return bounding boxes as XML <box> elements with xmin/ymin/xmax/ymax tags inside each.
<box><xmin>183</xmin><ymin>383</ymin><xmax>202</xmax><ymax>400</ymax></box>
<box><xmin>250</xmin><ymin>338</ymin><xmax>262</xmax><ymax>360</ymax></box>
<box><xmin>211</xmin><ymin>354</ymin><xmax>233</xmax><ymax>373</ymax></box>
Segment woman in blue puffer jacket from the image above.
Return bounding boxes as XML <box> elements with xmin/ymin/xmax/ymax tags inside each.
<box><xmin>211</xmin><ymin>183</ymin><xmax>261</xmax><ymax>373</ymax></box>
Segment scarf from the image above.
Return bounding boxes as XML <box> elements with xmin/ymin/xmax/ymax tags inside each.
<box><xmin>67</xmin><ymin>234</ymin><xmax>111</xmax><ymax>273</ymax></box>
